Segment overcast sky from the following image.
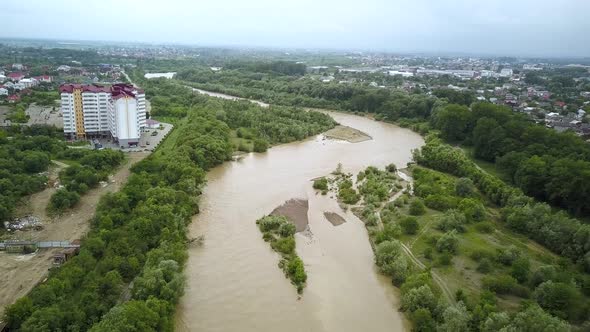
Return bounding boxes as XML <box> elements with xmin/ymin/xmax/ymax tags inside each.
<box><xmin>1</xmin><ymin>0</ymin><xmax>589</xmax><ymax>57</ymax></box>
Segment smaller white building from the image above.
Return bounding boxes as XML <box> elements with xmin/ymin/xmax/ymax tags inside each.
<box><xmin>13</xmin><ymin>83</ymin><xmax>26</xmax><ymax>90</ymax></box>
<box><xmin>0</xmin><ymin>88</ymin><xmax>8</xmax><ymax>96</ymax></box>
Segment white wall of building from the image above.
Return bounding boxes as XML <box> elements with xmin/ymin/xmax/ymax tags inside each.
<box><xmin>60</xmin><ymin>93</ymin><xmax>76</xmax><ymax>134</ymax></box>
<box><xmin>112</xmin><ymin>97</ymin><xmax>140</xmax><ymax>143</ymax></box>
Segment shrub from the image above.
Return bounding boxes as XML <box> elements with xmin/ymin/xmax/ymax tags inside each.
<box><xmin>338</xmin><ymin>187</ymin><xmax>360</xmax><ymax>204</ymax></box>
<box><xmin>272</xmin><ymin>237</ymin><xmax>295</xmax><ymax>255</ymax></box>
<box><xmin>312</xmin><ymin>177</ymin><xmax>328</xmax><ymax>191</ymax></box>
<box><xmin>437</xmin><ymin>252</ymin><xmax>453</xmax><ymax>266</ymax></box>
<box><xmin>496</xmin><ymin>246</ymin><xmax>520</xmax><ymax>266</ymax></box>
<box><xmin>409</xmin><ymin>199</ymin><xmax>426</xmax><ymax>216</ymax></box>
<box><xmin>425</xmin><ymin>194</ymin><xmax>458</xmax><ymax>211</ymax></box>
<box><xmin>482</xmin><ymin>275</ymin><xmax>517</xmax><ymax>294</ymax></box>
<box><xmin>386</xmin><ymin>163</ymin><xmax>398</xmax><ymax>173</ymax></box>
<box><xmin>477</xmin><ymin>258</ymin><xmax>493</xmax><ymax>273</ymax></box>
<box><xmin>455</xmin><ymin>177</ymin><xmax>475</xmax><ymax>197</ymax></box>
<box><xmin>436</xmin><ymin>230</ymin><xmax>459</xmax><ymax>254</ymax></box>
<box><xmin>252</xmin><ymin>138</ymin><xmax>269</xmax><ymax>152</ymax></box>
<box><xmin>48</xmin><ymin>188</ymin><xmax>80</xmax><ymax>211</ymax></box>
<box><xmin>257</xmin><ymin>215</ymin><xmax>284</xmax><ymax>232</ymax></box>
<box><xmin>475</xmin><ymin>222</ymin><xmax>494</xmax><ymax>233</ymax></box>
<box><xmin>400</xmin><ymin>216</ymin><xmax>419</xmax><ymax>235</ymax></box>
<box><xmin>278</xmin><ymin>223</ymin><xmax>296</xmax><ymax>237</ymax></box>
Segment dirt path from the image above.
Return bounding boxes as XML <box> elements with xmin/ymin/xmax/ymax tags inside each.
<box><xmin>0</xmin><ymin>152</ymin><xmax>149</xmax><ymax>317</ymax></box>
<box><xmin>374</xmin><ymin>172</ymin><xmax>455</xmax><ymax>304</ymax></box>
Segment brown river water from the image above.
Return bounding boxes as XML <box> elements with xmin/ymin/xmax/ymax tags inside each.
<box><xmin>175</xmin><ymin>92</ymin><xmax>424</xmax><ymax>332</ymax></box>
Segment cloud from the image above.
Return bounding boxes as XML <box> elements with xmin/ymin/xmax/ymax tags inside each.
<box><xmin>0</xmin><ymin>0</ymin><xmax>589</xmax><ymax>56</ymax></box>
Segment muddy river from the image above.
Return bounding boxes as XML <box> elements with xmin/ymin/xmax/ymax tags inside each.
<box><xmin>175</xmin><ymin>91</ymin><xmax>424</xmax><ymax>332</ymax></box>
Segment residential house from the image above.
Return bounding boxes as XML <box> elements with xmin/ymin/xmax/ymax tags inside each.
<box><xmin>19</xmin><ymin>78</ymin><xmax>38</xmax><ymax>88</ymax></box>
<box><xmin>0</xmin><ymin>87</ymin><xmax>8</xmax><ymax>96</ymax></box>
<box><xmin>57</xmin><ymin>65</ymin><xmax>71</xmax><ymax>72</ymax></box>
<box><xmin>12</xmin><ymin>63</ymin><xmax>24</xmax><ymax>70</ymax></box>
<box><xmin>13</xmin><ymin>83</ymin><xmax>26</xmax><ymax>90</ymax></box>
<box><xmin>0</xmin><ymin>74</ymin><xmax>5</xmax><ymax>82</ymax></box>
<box><xmin>3</xmin><ymin>81</ymin><xmax>14</xmax><ymax>89</ymax></box>
<box><xmin>8</xmin><ymin>72</ymin><xmax>25</xmax><ymax>81</ymax></box>
<box><xmin>34</xmin><ymin>75</ymin><xmax>52</xmax><ymax>83</ymax></box>
<box><xmin>7</xmin><ymin>95</ymin><xmax>20</xmax><ymax>103</ymax></box>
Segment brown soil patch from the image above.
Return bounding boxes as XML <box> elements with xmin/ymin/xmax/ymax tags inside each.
<box><xmin>324</xmin><ymin>125</ymin><xmax>372</xmax><ymax>143</ymax></box>
<box><xmin>271</xmin><ymin>199</ymin><xmax>309</xmax><ymax>232</ymax></box>
<box><xmin>0</xmin><ymin>151</ymin><xmax>149</xmax><ymax>317</ymax></box>
<box><xmin>323</xmin><ymin>212</ymin><xmax>346</xmax><ymax>226</ymax></box>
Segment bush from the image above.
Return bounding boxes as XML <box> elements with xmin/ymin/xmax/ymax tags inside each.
<box><xmin>386</xmin><ymin>163</ymin><xmax>397</xmax><ymax>173</ymax></box>
<box><xmin>436</xmin><ymin>230</ymin><xmax>459</xmax><ymax>254</ymax></box>
<box><xmin>409</xmin><ymin>199</ymin><xmax>426</xmax><ymax>216</ymax></box>
<box><xmin>48</xmin><ymin>188</ymin><xmax>80</xmax><ymax>211</ymax></box>
<box><xmin>272</xmin><ymin>237</ymin><xmax>295</xmax><ymax>255</ymax></box>
<box><xmin>437</xmin><ymin>209</ymin><xmax>467</xmax><ymax>233</ymax></box>
<box><xmin>477</xmin><ymin>258</ymin><xmax>493</xmax><ymax>273</ymax></box>
<box><xmin>312</xmin><ymin>177</ymin><xmax>328</xmax><ymax>191</ymax></box>
<box><xmin>257</xmin><ymin>215</ymin><xmax>284</xmax><ymax>232</ymax></box>
<box><xmin>496</xmin><ymin>246</ymin><xmax>520</xmax><ymax>266</ymax></box>
<box><xmin>400</xmin><ymin>216</ymin><xmax>419</xmax><ymax>235</ymax></box>
<box><xmin>252</xmin><ymin>138</ymin><xmax>269</xmax><ymax>152</ymax></box>
<box><xmin>437</xmin><ymin>252</ymin><xmax>453</xmax><ymax>266</ymax></box>
<box><xmin>482</xmin><ymin>275</ymin><xmax>517</xmax><ymax>294</ymax></box>
<box><xmin>424</xmin><ymin>194</ymin><xmax>458</xmax><ymax>211</ymax></box>
<box><xmin>455</xmin><ymin>177</ymin><xmax>475</xmax><ymax>197</ymax></box>
<box><xmin>475</xmin><ymin>222</ymin><xmax>494</xmax><ymax>233</ymax></box>
<box><xmin>278</xmin><ymin>223</ymin><xmax>296</xmax><ymax>237</ymax></box>
<box><xmin>339</xmin><ymin>187</ymin><xmax>360</xmax><ymax>204</ymax></box>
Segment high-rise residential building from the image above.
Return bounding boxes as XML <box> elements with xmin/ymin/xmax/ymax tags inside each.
<box><xmin>60</xmin><ymin>83</ymin><xmax>146</xmax><ymax>146</ymax></box>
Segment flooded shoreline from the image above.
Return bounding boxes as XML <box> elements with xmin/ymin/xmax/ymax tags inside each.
<box><xmin>175</xmin><ymin>89</ymin><xmax>424</xmax><ymax>332</ymax></box>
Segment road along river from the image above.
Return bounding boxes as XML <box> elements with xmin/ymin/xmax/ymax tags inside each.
<box><xmin>175</xmin><ymin>90</ymin><xmax>424</xmax><ymax>332</ymax></box>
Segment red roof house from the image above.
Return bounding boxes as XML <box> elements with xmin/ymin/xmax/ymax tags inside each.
<box><xmin>8</xmin><ymin>72</ymin><xmax>25</xmax><ymax>81</ymax></box>
<box><xmin>7</xmin><ymin>95</ymin><xmax>21</xmax><ymax>103</ymax></box>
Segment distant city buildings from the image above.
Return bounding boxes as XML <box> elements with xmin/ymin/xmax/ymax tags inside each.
<box><xmin>60</xmin><ymin>83</ymin><xmax>146</xmax><ymax>146</ymax></box>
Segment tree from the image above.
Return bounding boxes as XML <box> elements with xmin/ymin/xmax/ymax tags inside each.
<box><xmin>455</xmin><ymin>177</ymin><xmax>475</xmax><ymax>197</ymax></box>
<box><xmin>412</xmin><ymin>308</ymin><xmax>435</xmax><ymax>332</ymax></box>
<box><xmin>22</xmin><ymin>151</ymin><xmax>50</xmax><ymax>173</ymax></box>
<box><xmin>533</xmin><ymin>281</ymin><xmax>584</xmax><ymax>321</ymax></box>
<box><xmin>472</xmin><ymin>117</ymin><xmax>506</xmax><ymax>161</ymax></box>
<box><xmin>438</xmin><ymin>302</ymin><xmax>471</xmax><ymax>332</ymax></box>
<box><xmin>401</xmin><ymin>285</ymin><xmax>437</xmax><ymax>312</ymax></box>
<box><xmin>514</xmin><ymin>156</ymin><xmax>549</xmax><ymax>199</ymax></box>
<box><xmin>253</xmin><ymin>138</ymin><xmax>269</xmax><ymax>153</ymax></box>
<box><xmin>510</xmin><ymin>257</ymin><xmax>531</xmax><ymax>284</ymax></box>
<box><xmin>458</xmin><ymin>198</ymin><xmax>486</xmax><ymax>222</ymax></box>
<box><xmin>506</xmin><ymin>305</ymin><xmax>570</xmax><ymax>332</ymax></box>
<box><xmin>436</xmin><ymin>230</ymin><xmax>459</xmax><ymax>254</ymax></box>
<box><xmin>409</xmin><ymin>199</ymin><xmax>426</xmax><ymax>216</ymax></box>
<box><xmin>400</xmin><ymin>216</ymin><xmax>419</xmax><ymax>235</ymax></box>
<box><xmin>432</xmin><ymin>104</ymin><xmax>472</xmax><ymax>141</ymax></box>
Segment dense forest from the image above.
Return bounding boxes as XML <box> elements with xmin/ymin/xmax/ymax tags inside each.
<box><xmin>430</xmin><ymin>102</ymin><xmax>590</xmax><ymax>216</ymax></box>
<box><xmin>3</xmin><ymin>72</ymin><xmax>335</xmax><ymax>330</ymax></box>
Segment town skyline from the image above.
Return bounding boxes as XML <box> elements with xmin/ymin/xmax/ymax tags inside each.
<box><xmin>1</xmin><ymin>0</ymin><xmax>590</xmax><ymax>58</ymax></box>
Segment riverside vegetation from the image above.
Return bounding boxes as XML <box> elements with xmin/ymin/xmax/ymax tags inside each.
<box><xmin>3</xmin><ymin>72</ymin><xmax>334</xmax><ymax>331</ymax></box>
<box><xmin>256</xmin><ymin>215</ymin><xmax>307</xmax><ymax>293</ymax></box>
<box><xmin>314</xmin><ymin>136</ymin><xmax>590</xmax><ymax>331</ymax></box>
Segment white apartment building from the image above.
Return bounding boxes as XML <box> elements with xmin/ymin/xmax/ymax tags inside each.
<box><xmin>60</xmin><ymin>83</ymin><xmax>146</xmax><ymax>146</ymax></box>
